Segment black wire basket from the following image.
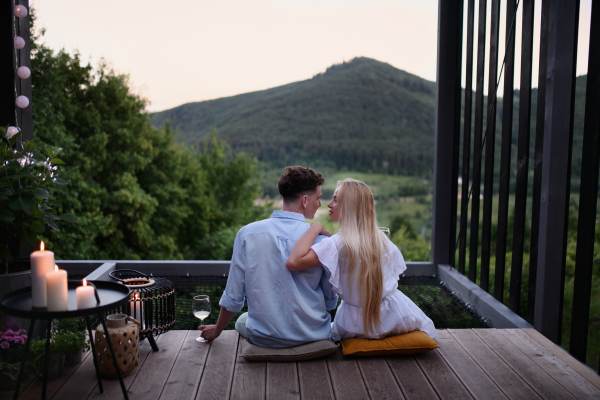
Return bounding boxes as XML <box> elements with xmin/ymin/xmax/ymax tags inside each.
<box><xmin>108</xmin><ymin>269</ymin><xmax>176</xmax><ymax>351</ymax></box>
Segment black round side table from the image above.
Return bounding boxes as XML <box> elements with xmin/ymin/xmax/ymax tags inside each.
<box><xmin>0</xmin><ymin>280</ymin><xmax>131</xmax><ymax>400</ymax></box>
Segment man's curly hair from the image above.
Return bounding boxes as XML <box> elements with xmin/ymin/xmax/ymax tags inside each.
<box><xmin>278</xmin><ymin>166</ymin><xmax>324</xmax><ymax>201</ymax></box>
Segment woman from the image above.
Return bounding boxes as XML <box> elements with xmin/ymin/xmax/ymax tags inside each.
<box><xmin>286</xmin><ymin>178</ymin><xmax>436</xmax><ymax>341</ymax></box>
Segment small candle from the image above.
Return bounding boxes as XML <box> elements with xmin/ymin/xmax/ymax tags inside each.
<box><xmin>76</xmin><ymin>279</ymin><xmax>96</xmax><ymax>309</ymax></box>
<box><xmin>129</xmin><ymin>292</ymin><xmax>143</xmax><ymax>322</ymax></box>
<box><xmin>46</xmin><ymin>265</ymin><xmax>68</xmax><ymax>311</ymax></box>
<box><xmin>30</xmin><ymin>241</ymin><xmax>54</xmax><ymax>308</ymax></box>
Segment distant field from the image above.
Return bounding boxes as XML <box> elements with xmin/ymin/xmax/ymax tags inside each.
<box><xmin>263</xmin><ymin>170</ymin><xmax>434</xmax><ymax>239</ymax></box>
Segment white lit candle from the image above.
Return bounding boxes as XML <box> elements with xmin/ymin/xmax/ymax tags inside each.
<box><xmin>46</xmin><ymin>265</ymin><xmax>68</xmax><ymax>311</ymax></box>
<box><xmin>76</xmin><ymin>279</ymin><xmax>96</xmax><ymax>309</ymax></box>
<box><xmin>129</xmin><ymin>292</ymin><xmax>143</xmax><ymax>322</ymax></box>
<box><xmin>30</xmin><ymin>241</ymin><xmax>54</xmax><ymax>308</ymax></box>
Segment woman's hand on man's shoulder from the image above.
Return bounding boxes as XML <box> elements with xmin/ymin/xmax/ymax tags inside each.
<box><xmin>311</xmin><ymin>222</ymin><xmax>332</xmax><ymax>237</ymax></box>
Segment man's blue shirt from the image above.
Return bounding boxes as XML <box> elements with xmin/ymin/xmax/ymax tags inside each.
<box><xmin>219</xmin><ymin>211</ymin><xmax>338</xmax><ymax>347</ymax></box>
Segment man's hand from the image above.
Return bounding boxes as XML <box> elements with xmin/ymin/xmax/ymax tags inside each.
<box><xmin>311</xmin><ymin>222</ymin><xmax>332</xmax><ymax>237</ymax></box>
<box><xmin>198</xmin><ymin>324</ymin><xmax>221</xmax><ymax>342</ymax></box>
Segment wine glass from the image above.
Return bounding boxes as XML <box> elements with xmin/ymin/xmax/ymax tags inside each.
<box><xmin>378</xmin><ymin>227</ymin><xmax>391</xmax><ymax>237</ymax></box>
<box><xmin>193</xmin><ymin>295</ymin><xmax>211</xmax><ymax>342</ymax></box>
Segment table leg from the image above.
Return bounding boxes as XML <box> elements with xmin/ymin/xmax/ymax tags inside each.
<box><xmin>85</xmin><ymin>315</ymin><xmax>103</xmax><ymax>394</ymax></box>
<box><xmin>99</xmin><ymin>313</ymin><xmax>129</xmax><ymax>400</ymax></box>
<box><xmin>12</xmin><ymin>318</ymin><xmax>35</xmax><ymax>400</ymax></box>
<box><xmin>42</xmin><ymin>319</ymin><xmax>51</xmax><ymax>400</ymax></box>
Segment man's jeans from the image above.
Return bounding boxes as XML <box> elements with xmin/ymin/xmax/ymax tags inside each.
<box><xmin>235</xmin><ymin>312</ymin><xmax>250</xmax><ymax>340</ymax></box>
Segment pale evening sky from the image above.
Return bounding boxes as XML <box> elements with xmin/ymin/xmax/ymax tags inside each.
<box><xmin>31</xmin><ymin>0</ymin><xmax>592</xmax><ymax>112</ymax></box>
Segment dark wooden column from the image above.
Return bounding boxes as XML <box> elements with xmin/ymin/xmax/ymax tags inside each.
<box><xmin>0</xmin><ymin>1</ymin><xmax>32</xmax><ymax>141</ymax></box>
<box><xmin>534</xmin><ymin>0</ymin><xmax>580</xmax><ymax>344</ymax></box>
<box><xmin>570</xmin><ymin>0</ymin><xmax>600</xmax><ymax>362</ymax></box>
<box><xmin>432</xmin><ymin>0</ymin><xmax>463</xmax><ymax>265</ymax></box>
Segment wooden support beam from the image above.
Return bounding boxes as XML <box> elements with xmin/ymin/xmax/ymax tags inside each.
<box><xmin>432</xmin><ymin>0</ymin><xmax>463</xmax><ymax>265</ymax></box>
<box><xmin>534</xmin><ymin>0</ymin><xmax>580</xmax><ymax>344</ymax></box>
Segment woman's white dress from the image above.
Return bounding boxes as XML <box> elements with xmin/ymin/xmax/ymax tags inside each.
<box><xmin>311</xmin><ymin>234</ymin><xmax>436</xmax><ymax>341</ymax></box>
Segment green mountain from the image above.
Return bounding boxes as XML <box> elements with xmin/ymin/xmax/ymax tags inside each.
<box><xmin>151</xmin><ymin>57</ymin><xmax>436</xmax><ymax>175</ymax></box>
<box><xmin>151</xmin><ymin>57</ymin><xmax>588</xmax><ymax>189</ymax></box>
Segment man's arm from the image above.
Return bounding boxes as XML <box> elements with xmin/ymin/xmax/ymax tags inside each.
<box><xmin>198</xmin><ymin>229</ymin><xmax>247</xmax><ymax>341</ymax></box>
<box><xmin>198</xmin><ymin>307</ymin><xmax>236</xmax><ymax>342</ymax></box>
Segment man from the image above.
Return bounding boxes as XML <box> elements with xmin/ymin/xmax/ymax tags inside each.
<box><xmin>199</xmin><ymin>166</ymin><xmax>338</xmax><ymax>347</ymax></box>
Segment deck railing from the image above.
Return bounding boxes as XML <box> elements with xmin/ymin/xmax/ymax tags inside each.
<box><xmin>434</xmin><ymin>0</ymin><xmax>600</xmax><ymax>366</ymax></box>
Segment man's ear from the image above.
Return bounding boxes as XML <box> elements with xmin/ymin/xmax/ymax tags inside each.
<box><xmin>301</xmin><ymin>194</ymin><xmax>308</xmax><ymax>209</ymax></box>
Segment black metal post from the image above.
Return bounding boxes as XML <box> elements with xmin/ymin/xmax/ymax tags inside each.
<box><xmin>432</xmin><ymin>0</ymin><xmax>463</xmax><ymax>265</ymax></box>
<box><xmin>481</xmin><ymin>0</ymin><xmax>501</xmax><ymax>292</ymax></box>
<box><xmin>99</xmin><ymin>313</ymin><xmax>129</xmax><ymax>400</ymax></box>
<box><xmin>527</xmin><ymin>0</ymin><xmax>551</xmax><ymax>324</ymax></box>
<box><xmin>12</xmin><ymin>318</ymin><xmax>35</xmax><ymax>400</ymax></box>
<box><xmin>459</xmin><ymin>0</ymin><xmax>476</xmax><ymax>275</ymax></box>
<box><xmin>85</xmin><ymin>315</ymin><xmax>103</xmax><ymax>394</ymax></box>
<box><xmin>570</xmin><ymin>0</ymin><xmax>600</xmax><ymax>363</ymax></box>
<box><xmin>510</xmin><ymin>0</ymin><xmax>535</xmax><ymax>309</ymax></box>
<box><xmin>534</xmin><ymin>0</ymin><xmax>580</xmax><ymax>344</ymax></box>
<box><xmin>469</xmin><ymin>0</ymin><xmax>488</xmax><ymax>283</ymax></box>
<box><xmin>495</xmin><ymin>0</ymin><xmax>517</xmax><ymax>302</ymax></box>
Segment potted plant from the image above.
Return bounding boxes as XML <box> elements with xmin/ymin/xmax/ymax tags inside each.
<box><xmin>28</xmin><ymin>333</ymin><xmax>72</xmax><ymax>381</ymax></box>
<box><xmin>54</xmin><ymin>318</ymin><xmax>90</xmax><ymax>367</ymax></box>
<box><xmin>0</xmin><ymin>126</ymin><xmax>77</xmax><ymax>274</ymax></box>
<box><xmin>0</xmin><ymin>328</ymin><xmax>28</xmax><ymax>392</ymax></box>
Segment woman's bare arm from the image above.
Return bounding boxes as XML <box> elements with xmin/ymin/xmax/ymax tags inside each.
<box><xmin>286</xmin><ymin>223</ymin><xmax>330</xmax><ymax>271</ymax></box>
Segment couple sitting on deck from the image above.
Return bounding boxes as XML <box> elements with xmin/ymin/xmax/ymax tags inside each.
<box><xmin>199</xmin><ymin>166</ymin><xmax>435</xmax><ymax>348</ymax></box>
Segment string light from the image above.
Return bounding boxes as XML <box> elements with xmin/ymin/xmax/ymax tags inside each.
<box><xmin>7</xmin><ymin>126</ymin><xmax>20</xmax><ymax>138</ymax></box>
<box><xmin>17</xmin><ymin>66</ymin><xmax>30</xmax><ymax>79</ymax></box>
<box><xmin>14</xmin><ymin>5</ymin><xmax>28</xmax><ymax>18</ymax></box>
<box><xmin>13</xmin><ymin>36</ymin><xmax>25</xmax><ymax>49</ymax></box>
<box><xmin>15</xmin><ymin>96</ymin><xmax>29</xmax><ymax>109</ymax></box>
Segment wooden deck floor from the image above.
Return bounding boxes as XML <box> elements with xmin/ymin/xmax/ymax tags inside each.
<box><xmin>14</xmin><ymin>329</ymin><xmax>600</xmax><ymax>400</ymax></box>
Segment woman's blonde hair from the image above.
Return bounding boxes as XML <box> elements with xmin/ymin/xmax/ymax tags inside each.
<box><xmin>337</xmin><ymin>178</ymin><xmax>388</xmax><ymax>336</ymax></box>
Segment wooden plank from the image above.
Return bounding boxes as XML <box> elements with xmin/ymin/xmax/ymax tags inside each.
<box><xmin>523</xmin><ymin>329</ymin><xmax>600</xmax><ymax>392</ymax></box>
<box><xmin>160</xmin><ymin>331</ymin><xmax>212</xmax><ymax>400</ymax></box>
<box><xmin>356</xmin><ymin>357</ymin><xmax>404</xmax><ymax>400</ymax></box>
<box><xmin>195</xmin><ymin>330</ymin><xmax>239</xmax><ymax>400</ymax></box>
<box><xmin>474</xmin><ymin>329</ymin><xmax>575</xmax><ymax>399</ymax></box>
<box><xmin>326</xmin><ymin>348</ymin><xmax>369</xmax><ymax>400</ymax></box>
<box><xmin>19</xmin><ymin>350</ymin><xmax>92</xmax><ymax>400</ymax></box>
<box><xmin>266</xmin><ymin>362</ymin><xmax>299</xmax><ymax>400</ymax></box>
<box><xmin>385</xmin><ymin>356</ymin><xmax>438</xmax><ymax>400</ymax></box>
<box><xmin>297</xmin><ymin>358</ymin><xmax>334</xmax><ymax>400</ymax></box>
<box><xmin>435</xmin><ymin>336</ymin><xmax>507</xmax><ymax>399</ymax></box>
<box><xmin>230</xmin><ymin>338</ymin><xmax>266</xmax><ymax>400</ymax></box>
<box><xmin>448</xmin><ymin>329</ymin><xmax>540</xmax><ymax>399</ymax></box>
<box><xmin>84</xmin><ymin>334</ymin><xmax>157</xmax><ymax>400</ymax></box>
<box><xmin>127</xmin><ymin>330</ymin><xmax>188</xmax><ymax>399</ymax></box>
<box><xmin>415</xmin><ymin>349</ymin><xmax>473</xmax><ymax>399</ymax></box>
<box><xmin>231</xmin><ymin>337</ymin><xmax>267</xmax><ymax>400</ymax></box>
<box><xmin>500</xmin><ymin>329</ymin><xmax>600</xmax><ymax>399</ymax></box>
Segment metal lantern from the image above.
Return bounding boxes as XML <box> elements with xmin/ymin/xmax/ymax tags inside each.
<box><xmin>109</xmin><ymin>270</ymin><xmax>175</xmax><ymax>351</ymax></box>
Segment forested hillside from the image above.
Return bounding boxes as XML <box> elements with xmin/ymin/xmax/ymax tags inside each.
<box><xmin>151</xmin><ymin>57</ymin><xmax>436</xmax><ymax>175</ymax></box>
<box><xmin>152</xmin><ymin>57</ymin><xmax>589</xmax><ymax>187</ymax></box>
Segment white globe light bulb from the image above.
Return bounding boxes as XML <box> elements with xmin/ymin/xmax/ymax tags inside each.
<box><xmin>15</xmin><ymin>95</ymin><xmax>29</xmax><ymax>108</ymax></box>
<box><xmin>14</xmin><ymin>36</ymin><xmax>25</xmax><ymax>49</ymax></box>
<box><xmin>14</xmin><ymin>5</ymin><xmax>28</xmax><ymax>18</ymax></box>
<box><xmin>17</xmin><ymin>66</ymin><xmax>30</xmax><ymax>79</ymax></box>
<box><xmin>7</xmin><ymin>126</ymin><xmax>20</xmax><ymax>138</ymax></box>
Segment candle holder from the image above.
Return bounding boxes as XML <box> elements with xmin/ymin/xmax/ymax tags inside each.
<box><xmin>108</xmin><ymin>270</ymin><xmax>175</xmax><ymax>352</ymax></box>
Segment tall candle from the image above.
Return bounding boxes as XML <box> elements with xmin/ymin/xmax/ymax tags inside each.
<box><xmin>76</xmin><ymin>279</ymin><xmax>96</xmax><ymax>309</ymax></box>
<box><xmin>129</xmin><ymin>292</ymin><xmax>143</xmax><ymax>323</ymax></box>
<box><xmin>46</xmin><ymin>265</ymin><xmax>68</xmax><ymax>311</ymax></box>
<box><xmin>30</xmin><ymin>241</ymin><xmax>54</xmax><ymax>308</ymax></box>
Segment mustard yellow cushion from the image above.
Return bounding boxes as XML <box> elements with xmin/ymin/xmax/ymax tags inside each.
<box><xmin>340</xmin><ymin>331</ymin><xmax>439</xmax><ymax>356</ymax></box>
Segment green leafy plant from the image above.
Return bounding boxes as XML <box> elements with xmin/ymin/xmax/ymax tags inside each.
<box><xmin>0</xmin><ymin>126</ymin><xmax>77</xmax><ymax>263</ymax></box>
<box><xmin>53</xmin><ymin>318</ymin><xmax>90</xmax><ymax>354</ymax></box>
